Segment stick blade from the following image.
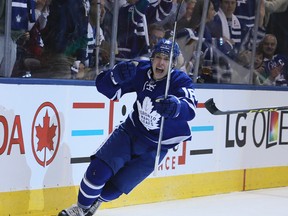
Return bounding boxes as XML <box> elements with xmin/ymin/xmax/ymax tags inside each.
<box><xmin>204</xmin><ymin>98</ymin><xmax>288</xmax><ymax>115</ymax></box>
<box><xmin>204</xmin><ymin>98</ymin><xmax>221</xmax><ymax>115</ymax></box>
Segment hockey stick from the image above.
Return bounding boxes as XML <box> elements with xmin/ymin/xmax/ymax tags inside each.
<box><xmin>205</xmin><ymin>98</ymin><xmax>288</xmax><ymax>115</ymax></box>
<box><xmin>153</xmin><ymin>0</ymin><xmax>185</xmax><ymax>176</ymax></box>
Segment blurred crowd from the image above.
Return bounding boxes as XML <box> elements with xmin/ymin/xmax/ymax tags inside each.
<box><xmin>0</xmin><ymin>0</ymin><xmax>288</xmax><ymax>86</ymax></box>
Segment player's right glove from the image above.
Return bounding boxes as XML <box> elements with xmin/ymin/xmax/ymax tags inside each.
<box><xmin>154</xmin><ymin>95</ymin><xmax>181</xmax><ymax>119</ymax></box>
<box><xmin>110</xmin><ymin>61</ymin><xmax>136</xmax><ymax>85</ymax></box>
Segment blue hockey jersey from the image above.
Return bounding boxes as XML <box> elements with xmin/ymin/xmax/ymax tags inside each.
<box><xmin>234</xmin><ymin>0</ymin><xmax>256</xmax><ymax>28</ymax></box>
<box><xmin>96</xmin><ymin>60</ymin><xmax>197</xmax><ymax>149</ymax></box>
<box><xmin>263</xmin><ymin>54</ymin><xmax>288</xmax><ymax>85</ymax></box>
<box><xmin>11</xmin><ymin>0</ymin><xmax>35</xmax><ymax>31</ymax></box>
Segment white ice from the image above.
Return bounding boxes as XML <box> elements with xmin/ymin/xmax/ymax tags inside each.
<box><xmin>98</xmin><ymin>186</ymin><xmax>288</xmax><ymax>216</ymax></box>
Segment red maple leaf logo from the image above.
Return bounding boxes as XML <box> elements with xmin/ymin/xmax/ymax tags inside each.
<box><xmin>35</xmin><ymin>110</ymin><xmax>57</xmax><ymax>151</ymax></box>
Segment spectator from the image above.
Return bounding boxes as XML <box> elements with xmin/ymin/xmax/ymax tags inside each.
<box><xmin>266</xmin><ymin>2</ymin><xmax>288</xmax><ymax>56</ymax></box>
<box><xmin>238</xmin><ymin>0</ymin><xmax>266</xmax><ymax>52</ymax></box>
<box><xmin>234</xmin><ymin>0</ymin><xmax>261</xmax><ymax>28</ymax></box>
<box><xmin>252</xmin><ymin>48</ymin><xmax>265</xmax><ymax>84</ymax></box>
<box><xmin>158</xmin><ymin>0</ymin><xmax>187</xmax><ymax>32</ymax></box>
<box><xmin>101</xmin><ymin>0</ymin><xmax>126</xmax><ymax>43</ymax></box>
<box><xmin>211</xmin><ymin>0</ymin><xmax>220</xmax><ymax>11</ymax></box>
<box><xmin>43</xmin><ymin>0</ymin><xmax>89</xmax><ymax>55</ymax></box>
<box><xmin>255</xmin><ymin>34</ymin><xmax>288</xmax><ymax>86</ymax></box>
<box><xmin>261</xmin><ymin>34</ymin><xmax>277</xmax><ymax>60</ymax></box>
<box><xmin>87</xmin><ymin>0</ymin><xmax>106</xmax><ymax>65</ymax></box>
<box><xmin>212</xmin><ymin>0</ymin><xmax>266</xmax><ymax>54</ymax></box>
<box><xmin>176</xmin><ymin>0</ymin><xmax>197</xmax><ymax>31</ymax></box>
<box><xmin>188</xmin><ymin>0</ymin><xmax>230</xmax><ymax>83</ymax></box>
<box><xmin>257</xmin><ymin>55</ymin><xmax>288</xmax><ymax>86</ymax></box>
<box><xmin>38</xmin><ymin>0</ymin><xmax>90</xmax><ymax>78</ymax></box>
<box><xmin>117</xmin><ymin>0</ymin><xmax>173</xmax><ymax>60</ymax></box>
<box><xmin>208</xmin><ymin>1</ymin><xmax>263</xmax><ymax>80</ymax></box>
<box><xmin>189</xmin><ymin>0</ymin><xmax>216</xmax><ymax>36</ymax></box>
<box><xmin>264</xmin><ymin>0</ymin><xmax>288</xmax><ymax>27</ymax></box>
<box><xmin>189</xmin><ymin>0</ymin><xmax>216</xmax><ymax>59</ymax></box>
<box><xmin>71</xmin><ymin>0</ymin><xmax>108</xmax><ymax>79</ymax></box>
<box><xmin>12</xmin><ymin>0</ymin><xmax>50</xmax><ymax>78</ymax></box>
<box><xmin>254</xmin><ymin>49</ymin><xmax>264</xmax><ymax>72</ymax></box>
<box><xmin>209</xmin><ymin>0</ymin><xmax>242</xmax><ymax>51</ymax></box>
<box><xmin>148</xmin><ymin>23</ymin><xmax>166</xmax><ymax>51</ymax></box>
<box><xmin>188</xmin><ymin>0</ymin><xmax>216</xmax><ymax>56</ymax></box>
<box><xmin>176</xmin><ymin>28</ymin><xmax>199</xmax><ymax>75</ymax></box>
<box><xmin>0</xmin><ymin>0</ymin><xmax>36</xmax><ymax>77</ymax></box>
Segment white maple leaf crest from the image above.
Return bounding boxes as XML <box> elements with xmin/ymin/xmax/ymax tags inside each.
<box><xmin>137</xmin><ymin>97</ymin><xmax>161</xmax><ymax>130</ymax></box>
<box><xmin>16</xmin><ymin>14</ymin><xmax>22</xmax><ymax>23</ymax></box>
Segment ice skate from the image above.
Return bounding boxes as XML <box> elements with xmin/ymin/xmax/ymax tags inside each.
<box><xmin>58</xmin><ymin>204</ymin><xmax>85</xmax><ymax>216</ymax></box>
<box><xmin>85</xmin><ymin>200</ymin><xmax>102</xmax><ymax>216</ymax></box>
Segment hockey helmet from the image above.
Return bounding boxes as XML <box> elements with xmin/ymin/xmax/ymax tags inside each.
<box><xmin>151</xmin><ymin>38</ymin><xmax>180</xmax><ymax>60</ymax></box>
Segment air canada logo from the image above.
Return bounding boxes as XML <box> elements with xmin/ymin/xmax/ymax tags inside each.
<box><xmin>31</xmin><ymin>102</ymin><xmax>61</xmax><ymax>167</ymax></box>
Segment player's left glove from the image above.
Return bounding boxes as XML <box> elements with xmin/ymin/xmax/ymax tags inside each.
<box><xmin>154</xmin><ymin>95</ymin><xmax>181</xmax><ymax>119</ymax></box>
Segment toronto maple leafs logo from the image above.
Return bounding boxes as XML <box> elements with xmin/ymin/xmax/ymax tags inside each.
<box><xmin>16</xmin><ymin>14</ymin><xmax>22</xmax><ymax>23</ymax></box>
<box><xmin>143</xmin><ymin>80</ymin><xmax>156</xmax><ymax>92</ymax></box>
<box><xmin>137</xmin><ymin>97</ymin><xmax>161</xmax><ymax>130</ymax></box>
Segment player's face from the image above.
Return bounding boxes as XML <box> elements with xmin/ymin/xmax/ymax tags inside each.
<box><xmin>151</xmin><ymin>53</ymin><xmax>170</xmax><ymax>81</ymax></box>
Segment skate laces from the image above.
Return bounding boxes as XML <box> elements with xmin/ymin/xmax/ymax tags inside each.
<box><xmin>65</xmin><ymin>204</ymin><xmax>85</xmax><ymax>216</ymax></box>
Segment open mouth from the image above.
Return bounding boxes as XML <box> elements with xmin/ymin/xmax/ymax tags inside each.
<box><xmin>156</xmin><ymin>67</ymin><xmax>164</xmax><ymax>74</ymax></box>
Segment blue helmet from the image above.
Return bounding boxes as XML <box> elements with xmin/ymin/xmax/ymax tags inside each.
<box><xmin>151</xmin><ymin>38</ymin><xmax>180</xmax><ymax>60</ymax></box>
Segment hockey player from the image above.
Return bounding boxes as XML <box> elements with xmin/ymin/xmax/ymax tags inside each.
<box><xmin>58</xmin><ymin>38</ymin><xmax>198</xmax><ymax>216</ymax></box>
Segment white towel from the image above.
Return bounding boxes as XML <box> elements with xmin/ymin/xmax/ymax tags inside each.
<box><xmin>217</xmin><ymin>8</ymin><xmax>241</xmax><ymax>40</ymax></box>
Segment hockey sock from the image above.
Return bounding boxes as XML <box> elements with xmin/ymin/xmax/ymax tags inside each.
<box><xmin>100</xmin><ymin>181</ymin><xmax>123</xmax><ymax>202</ymax></box>
<box><xmin>78</xmin><ymin>157</ymin><xmax>113</xmax><ymax>208</ymax></box>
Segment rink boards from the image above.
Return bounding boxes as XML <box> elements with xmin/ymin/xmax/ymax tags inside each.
<box><xmin>0</xmin><ymin>81</ymin><xmax>288</xmax><ymax>215</ymax></box>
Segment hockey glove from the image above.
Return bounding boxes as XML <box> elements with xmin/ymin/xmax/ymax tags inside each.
<box><xmin>111</xmin><ymin>61</ymin><xmax>136</xmax><ymax>85</ymax></box>
<box><xmin>154</xmin><ymin>95</ymin><xmax>181</xmax><ymax>119</ymax></box>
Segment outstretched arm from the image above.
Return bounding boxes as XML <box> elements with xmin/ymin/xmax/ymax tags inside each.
<box><xmin>95</xmin><ymin>61</ymin><xmax>136</xmax><ymax>100</ymax></box>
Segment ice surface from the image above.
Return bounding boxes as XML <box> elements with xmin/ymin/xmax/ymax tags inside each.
<box><xmin>98</xmin><ymin>187</ymin><xmax>288</xmax><ymax>216</ymax></box>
